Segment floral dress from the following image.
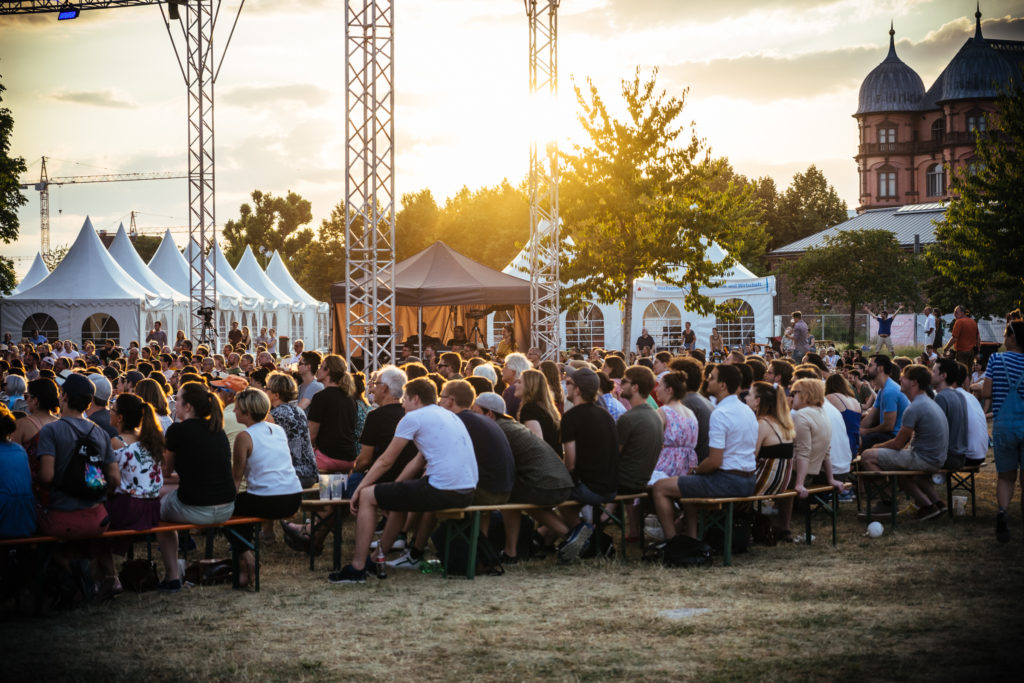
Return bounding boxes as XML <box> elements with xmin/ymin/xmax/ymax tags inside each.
<box><xmin>653</xmin><ymin>405</ymin><xmax>698</xmax><ymax>478</ymax></box>
<box><xmin>270</xmin><ymin>402</ymin><xmax>318</xmax><ymax>486</ymax></box>
<box><xmin>113</xmin><ymin>440</ymin><xmax>163</xmax><ymax>499</ymax></box>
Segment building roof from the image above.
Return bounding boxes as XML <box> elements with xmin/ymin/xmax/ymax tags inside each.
<box><xmin>769</xmin><ymin>203</ymin><xmax>946</xmax><ymax>256</ymax></box>
<box><xmin>856</xmin><ymin>25</ymin><xmax>925</xmax><ymax>115</ymax></box>
<box><xmin>939</xmin><ymin>10</ymin><xmax>1018</xmax><ymax>103</ymax></box>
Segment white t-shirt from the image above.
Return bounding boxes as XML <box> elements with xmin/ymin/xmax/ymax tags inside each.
<box><xmin>394</xmin><ymin>404</ymin><xmax>478</xmax><ymax>490</ymax></box>
<box><xmin>707</xmin><ymin>394</ymin><xmax>757</xmax><ymax>472</ymax></box>
<box><xmin>925</xmin><ymin>314</ymin><xmax>937</xmax><ymax>346</ymax></box>
<box><xmin>823</xmin><ymin>400</ymin><xmax>852</xmax><ymax>474</ymax></box>
<box><xmin>956</xmin><ymin>387</ymin><xmax>989</xmax><ymax>461</ymax></box>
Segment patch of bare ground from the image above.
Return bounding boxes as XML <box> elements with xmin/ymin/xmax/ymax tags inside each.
<box><xmin>3</xmin><ymin>469</ymin><xmax>1023</xmax><ymax>681</ymax></box>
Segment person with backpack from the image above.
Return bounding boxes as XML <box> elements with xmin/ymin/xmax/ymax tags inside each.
<box><xmin>36</xmin><ymin>373</ymin><xmax>121</xmax><ymax>599</ymax></box>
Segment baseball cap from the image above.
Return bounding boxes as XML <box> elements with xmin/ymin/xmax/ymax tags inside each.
<box><xmin>473</xmin><ymin>392</ymin><xmax>508</xmax><ymax>417</ymax></box>
<box><xmin>567</xmin><ymin>367</ymin><xmax>599</xmax><ymax>395</ymax></box>
<box><xmin>88</xmin><ymin>374</ymin><xmax>113</xmax><ymax>403</ymax></box>
<box><xmin>212</xmin><ymin>375</ymin><xmax>248</xmax><ymax>393</ymax></box>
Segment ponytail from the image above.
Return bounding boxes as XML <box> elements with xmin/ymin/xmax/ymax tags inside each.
<box><xmin>114</xmin><ymin>393</ymin><xmax>166</xmax><ymax>464</ymax></box>
<box><xmin>179</xmin><ymin>381</ymin><xmax>225</xmax><ymax>433</ymax></box>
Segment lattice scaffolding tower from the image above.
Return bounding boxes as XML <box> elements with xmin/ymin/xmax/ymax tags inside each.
<box><xmin>342</xmin><ymin>0</ymin><xmax>396</xmax><ymax>372</ymax></box>
<box><xmin>525</xmin><ymin>0</ymin><xmax>561</xmax><ymax>359</ymax></box>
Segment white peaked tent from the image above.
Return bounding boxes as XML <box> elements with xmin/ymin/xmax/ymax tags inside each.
<box><xmin>265</xmin><ymin>250</ymin><xmax>330</xmax><ymax>351</ymax></box>
<box><xmin>234</xmin><ymin>246</ymin><xmax>297</xmax><ymax>343</ymax></box>
<box><xmin>190</xmin><ymin>239</ymin><xmax>259</xmax><ymax>343</ymax></box>
<box><xmin>107</xmin><ymin>224</ymin><xmax>189</xmax><ymax>341</ymax></box>
<box><xmin>209</xmin><ymin>242</ymin><xmax>285</xmax><ymax>338</ymax></box>
<box><xmin>502</xmin><ymin>238</ymin><xmax>776</xmax><ymax>352</ymax></box>
<box><xmin>12</xmin><ymin>252</ymin><xmax>49</xmax><ymax>294</ymax></box>
<box><xmin>1</xmin><ymin>217</ymin><xmax>172</xmax><ymax>347</ymax></box>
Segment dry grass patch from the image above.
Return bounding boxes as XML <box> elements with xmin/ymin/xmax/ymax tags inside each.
<box><xmin>3</xmin><ymin>469</ymin><xmax>1024</xmax><ymax>681</ymax></box>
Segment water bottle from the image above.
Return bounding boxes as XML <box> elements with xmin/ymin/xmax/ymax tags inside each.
<box><xmin>374</xmin><ymin>550</ymin><xmax>387</xmax><ymax>579</ymax></box>
<box><xmin>418</xmin><ymin>559</ymin><xmax>442</xmax><ymax>574</ymax></box>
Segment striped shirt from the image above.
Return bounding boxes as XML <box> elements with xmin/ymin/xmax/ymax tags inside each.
<box><xmin>987</xmin><ymin>351</ymin><xmax>1024</xmax><ymax>418</ymax></box>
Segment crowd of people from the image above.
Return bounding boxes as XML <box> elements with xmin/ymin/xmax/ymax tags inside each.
<box><xmin>0</xmin><ymin>306</ymin><xmax>1022</xmax><ymax>598</ymax></box>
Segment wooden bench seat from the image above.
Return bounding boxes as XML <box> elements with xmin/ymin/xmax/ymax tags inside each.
<box><xmin>853</xmin><ymin>464</ymin><xmax>981</xmax><ymax>528</ymax></box>
<box><xmin>0</xmin><ymin>516</ymin><xmax>267</xmax><ymax>591</ymax></box>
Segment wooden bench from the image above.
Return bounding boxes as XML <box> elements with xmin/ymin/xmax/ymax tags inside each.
<box><xmin>297</xmin><ymin>498</ymin><xmax>351</xmax><ymax>571</ymax></box>
<box><xmin>853</xmin><ymin>464</ymin><xmax>981</xmax><ymax>528</ymax></box>
<box><xmin>434</xmin><ymin>493</ymin><xmax>647</xmax><ymax>579</ymax></box>
<box><xmin>0</xmin><ymin>517</ymin><xmax>267</xmax><ymax>592</ymax></box>
<box><xmin>679</xmin><ymin>484</ymin><xmax>844</xmax><ymax>567</ymax></box>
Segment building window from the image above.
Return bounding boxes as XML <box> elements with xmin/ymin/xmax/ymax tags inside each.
<box><xmin>878</xmin><ymin>172</ymin><xmax>897</xmax><ymax>198</ymax></box>
<box><xmin>926</xmin><ymin>164</ymin><xmax>945</xmax><ymax>197</ymax></box>
<box><xmin>81</xmin><ymin>313</ymin><xmax>119</xmax><ymax>345</ymax></box>
<box><xmin>715</xmin><ymin>299</ymin><xmax>756</xmax><ymax>351</ymax></box>
<box><xmin>966</xmin><ymin>158</ymin><xmax>985</xmax><ymax>176</ymax></box>
<box><xmin>877</xmin><ymin>127</ymin><xmax>897</xmax><ymax>151</ymax></box>
<box><xmin>967</xmin><ymin>114</ymin><xmax>987</xmax><ymax>132</ymax></box>
<box><xmin>931</xmin><ymin>118</ymin><xmax>945</xmax><ymax>142</ymax></box>
<box><xmin>565</xmin><ymin>304</ymin><xmax>604</xmax><ymax>352</ymax></box>
<box><xmin>642</xmin><ymin>300</ymin><xmax>682</xmax><ymax>351</ymax></box>
<box><xmin>22</xmin><ymin>313</ymin><xmax>58</xmax><ymax>343</ymax></box>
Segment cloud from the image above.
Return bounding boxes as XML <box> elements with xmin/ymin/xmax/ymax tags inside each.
<box><xmin>566</xmin><ymin>0</ymin><xmax>837</xmax><ymax>34</ymax></box>
<box><xmin>219</xmin><ymin>84</ymin><xmax>331</xmax><ymax>108</ymax></box>
<box><xmin>50</xmin><ymin>90</ymin><xmax>137</xmax><ymax>109</ymax></box>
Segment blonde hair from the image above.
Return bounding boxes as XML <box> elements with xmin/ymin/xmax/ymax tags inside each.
<box><xmin>265</xmin><ymin>371</ymin><xmax>298</xmax><ymax>402</ymax></box>
<box><xmin>518</xmin><ymin>369</ymin><xmax>560</xmax><ymax>429</ymax></box>
<box><xmin>791</xmin><ymin>378</ymin><xmax>825</xmax><ymax>408</ymax></box>
<box><xmin>235</xmin><ymin>387</ymin><xmax>271</xmax><ymax>422</ymax></box>
<box><xmin>749</xmin><ymin>381</ymin><xmax>795</xmax><ymax>440</ymax></box>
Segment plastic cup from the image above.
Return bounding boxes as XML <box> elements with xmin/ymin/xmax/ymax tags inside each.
<box><xmin>952</xmin><ymin>495</ymin><xmax>967</xmax><ymax>516</ymax></box>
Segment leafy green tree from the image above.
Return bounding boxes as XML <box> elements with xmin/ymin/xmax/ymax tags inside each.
<box><xmin>925</xmin><ymin>73</ymin><xmax>1024</xmax><ymax>317</ymax></box>
<box><xmin>769</xmin><ymin>165</ymin><xmax>848</xmax><ymax>252</ymax></box>
<box><xmin>132</xmin><ymin>234</ymin><xmax>161</xmax><ymax>264</ymax></box>
<box><xmin>559</xmin><ymin>68</ymin><xmax>760</xmax><ymax>351</ymax></box>
<box><xmin>41</xmin><ymin>243</ymin><xmax>70</xmax><ymax>271</ymax></box>
<box><xmin>1</xmin><ymin>75</ymin><xmax>28</xmax><ymax>295</ymax></box>
<box><xmin>395</xmin><ymin>189</ymin><xmax>440</xmax><ymax>261</ymax></box>
<box><xmin>291</xmin><ymin>200</ymin><xmax>349</xmax><ymax>302</ymax></box>
<box><xmin>780</xmin><ymin>230</ymin><xmax>921</xmax><ymax>347</ymax></box>
<box><xmin>221</xmin><ymin>190</ymin><xmax>314</xmax><ymax>267</ymax></box>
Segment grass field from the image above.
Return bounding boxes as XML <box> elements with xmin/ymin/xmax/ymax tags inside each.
<box><xmin>3</xmin><ymin>469</ymin><xmax>1023</xmax><ymax>682</ymax></box>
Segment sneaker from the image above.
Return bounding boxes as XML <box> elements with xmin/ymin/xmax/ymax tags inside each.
<box><xmin>837</xmin><ymin>489</ymin><xmax>855</xmax><ymax>503</ymax></box>
<box><xmin>386</xmin><ymin>551</ymin><xmax>420</xmax><ymax>570</ymax></box>
<box><xmin>557</xmin><ymin>522</ymin><xmax>593</xmax><ymax>563</ymax></box>
<box><xmin>996</xmin><ymin>511</ymin><xmax>1010</xmax><ymax>543</ymax></box>
<box><xmin>898</xmin><ymin>502</ymin><xmax>919</xmax><ymax>518</ymax></box>
<box><xmin>328</xmin><ymin>565</ymin><xmax>367</xmax><ymax>584</ymax></box>
<box><xmin>157</xmin><ymin>579</ymin><xmax>182</xmax><ymax>593</ymax></box>
<box><xmin>498</xmin><ymin>550</ymin><xmax>519</xmax><ymax>566</ymax></box>
<box><xmin>370</xmin><ymin>533</ymin><xmax>406</xmax><ymax>552</ymax></box>
<box><xmin>915</xmin><ymin>504</ymin><xmax>943</xmax><ymax>522</ymax></box>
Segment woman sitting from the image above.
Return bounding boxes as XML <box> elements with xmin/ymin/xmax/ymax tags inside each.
<box><xmin>650</xmin><ymin>371</ymin><xmax>699</xmax><ymax>483</ymax></box>
<box><xmin>231</xmin><ymin>388</ymin><xmax>302</xmax><ymax>587</ymax></box>
<box><xmin>264</xmin><ymin>372</ymin><xmax>318</xmax><ymax>488</ymax></box>
<box><xmin>135</xmin><ymin>378</ymin><xmax>173</xmax><ymax>432</ymax></box>
<box><xmin>745</xmin><ymin>381</ymin><xmax>795</xmax><ymax>496</ymax></box>
<box><xmin>11</xmin><ymin>378</ymin><xmax>60</xmax><ymax>505</ymax></box>
<box><xmin>826</xmin><ymin>374</ymin><xmax>862</xmax><ymax>458</ymax></box>
<box><xmin>157</xmin><ymin>381</ymin><xmax>236</xmax><ymax>592</ymax></box>
<box><xmin>515</xmin><ymin>368</ymin><xmax>562</xmax><ymax>456</ymax></box>
<box><xmin>0</xmin><ymin>403</ymin><xmax>36</xmax><ymax>538</ymax></box>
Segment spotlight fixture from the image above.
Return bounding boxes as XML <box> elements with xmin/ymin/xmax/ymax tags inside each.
<box><xmin>58</xmin><ymin>2</ymin><xmax>79</xmax><ymax>20</ymax></box>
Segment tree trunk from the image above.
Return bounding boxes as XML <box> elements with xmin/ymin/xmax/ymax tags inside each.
<box><xmin>621</xmin><ymin>278</ymin><xmax>635</xmax><ymax>354</ymax></box>
<box><xmin>848</xmin><ymin>300</ymin><xmax>857</xmax><ymax>349</ymax></box>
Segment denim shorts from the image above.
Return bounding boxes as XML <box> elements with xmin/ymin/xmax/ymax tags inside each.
<box><xmin>993</xmin><ymin>422</ymin><xmax>1024</xmax><ymax>473</ymax></box>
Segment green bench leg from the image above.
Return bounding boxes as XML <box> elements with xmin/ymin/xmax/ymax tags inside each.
<box><xmin>442</xmin><ymin>511</ymin><xmax>482</xmax><ymax>580</ymax></box>
<box><xmin>723</xmin><ymin>503</ymin><xmax>734</xmax><ymax>567</ymax></box>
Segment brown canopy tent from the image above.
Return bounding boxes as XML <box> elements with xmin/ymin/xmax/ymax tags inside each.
<box><xmin>331</xmin><ymin>241</ymin><xmax>531</xmax><ymax>362</ymax></box>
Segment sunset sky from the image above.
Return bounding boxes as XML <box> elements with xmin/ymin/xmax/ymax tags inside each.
<box><xmin>2</xmin><ymin>0</ymin><xmax>1022</xmax><ymax>279</ymax></box>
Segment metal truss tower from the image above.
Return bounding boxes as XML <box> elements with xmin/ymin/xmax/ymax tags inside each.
<box><xmin>343</xmin><ymin>0</ymin><xmax>396</xmax><ymax>372</ymax></box>
<box><xmin>525</xmin><ymin>0</ymin><xmax>561</xmax><ymax>359</ymax></box>
<box><xmin>0</xmin><ymin>0</ymin><xmax>240</xmax><ymax>347</ymax></box>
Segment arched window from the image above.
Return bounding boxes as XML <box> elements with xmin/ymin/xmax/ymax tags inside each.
<box><xmin>292</xmin><ymin>313</ymin><xmax>304</xmax><ymax>343</ymax></box>
<box><xmin>565</xmin><ymin>304</ymin><xmax>604</xmax><ymax>351</ymax></box>
<box><xmin>22</xmin><ymin>313</ymin><xmax>58</xmax><ymax>343</ymax></box>
<box><xmin>81</xmin><ymin>313</ymin><xmax>119</xmax><ymax>345</ymax></box>
<box><xmin>642</xmin><ymin>300</ymin><xmax>682</xmax><ymax>351</ymax></box>
<box><xmin>715</xmin><ymin>299</ymin><xmax>756</xmax><ymax>350</ymax></box>
<box><xmin>930</xmin><ymin>118</ymin><xmax>945</xmax><ymax>142</ymax></box>
<box><xmin>926</xmin><ymin>163</ymin><xmax>945</xmax><ymax>197</ymax></box>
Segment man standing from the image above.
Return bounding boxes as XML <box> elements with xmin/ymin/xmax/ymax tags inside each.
<box><xmin>636</xmin><ymin>328</ymin><xmax>656</xmax><ymax>356</ymax></box>
<box><xmin>932</xmin><ymin>358</ymin><xmax>969</xmax><ymax>471</ymax></box>
<box><xmin>944</xmin><ymin>305</ymin><xmax>980</xmax><ymax>367</ymax></box>
<box><xmin>791</xmin><ymin>311</ymin><xmax>811</xmax><ymax>362</ymax></box>
<box><xmin>681</xmin><ymin>322</ymin><xmax>696</xmax><ymax>351</ymax></box>
<box><xmin>861</xmin><ymin>365</ymin><xmax>949</xmax><ymax>521</ymax></box>
<box><xmin>859</xmin><ymin>355</ymin><xmax>909</xmax><ymax>451</ymax></box>
<box><xmin>145</xmin><ymin>321</ymin><xmax>168</xmax><ymax>348</ymax></box>
<box><xmin>923</xmin><ymin>306</ymin><xmax>937</xmax><ymax>351</ymax></box>
<box><xmin>256</xmin><ymin>327</ymin><xmax>273</xmax><ymax>349</ymax></box>
<box><xmin>651</xmin><ymin>364</ymin><xmax>757</xmax><ymax>541</ymax></box>
<box><xmin>864</xmin><ymin>304</ymin><xmax>903</xmax><ymax>356</ymax></box>
<box><xmin>228</xmin><ymin>321</ymin><xmax>243</xmax><ymax>348</ymax></box>
<box><xmin>330</xmin><ymin>377</ymin><xmax>477</xmax><ymax>583</ymax></box>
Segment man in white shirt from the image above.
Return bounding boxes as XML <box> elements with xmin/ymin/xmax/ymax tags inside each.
<box><xmin>651</xmin><ymin>364</ymin><xmax>757</xmax><ymax>541</ymax></box>
<box><xmin>923</xmin><ymin>306</ymin><xmax>937</xmax><ymax>350</ymax></box>
<box><xmin>284</xmin><ymin>339</ymin><xmax>305</xmax><ymax>369</ymax></box>
<box><xmin>329</xmin><ymin>377</ymin><xmax>477</xmax><ymax>584</ymax></box>
<box><xmin>954</xmin><ymin>361</ymin><xmax>989</xmax><ymax>467</ymax></box>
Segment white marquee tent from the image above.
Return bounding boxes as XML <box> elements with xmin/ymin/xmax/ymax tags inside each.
<box><xmin>264</xmin><ymin>250</ymin><xmax>330</xmax><ymax>351</ymax></box>
<box><xmin>209</xmin><ymin>242</ymin><xmax>288</xmax><ymax>339</ymax></box>
<box><xmin>234</xmin><ymin>245</ymin><xmax>298</xmax><ymax>345</ymax></box>
<box><xmin>12</xmin><ymin>252</ymin><xmax>49</xmax><ymax>295</ymax></box>
<box><xmin>501</xmin><ymin>239</ymin><xmax>776</xmax><ymax>352</ymax></box>
<box><xmin>1</xmin><ymin>217</ymin><xmax>173</xmax><ymax>347</ymax></box>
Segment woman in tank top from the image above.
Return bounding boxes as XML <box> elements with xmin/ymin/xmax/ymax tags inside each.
<box><xmin>825</xmin><ymin>374</ymin><xmax>862</xmax><ymax>456</ymax></box>
<box><xmin>10</xmin><ymin>378</ymin><xmax>60</xmax><ymax>505</ymax></box>
<box><xmin>745</xmin><ymin>381</ymin><xmax>795</xmax><ymax>496</ymax></box>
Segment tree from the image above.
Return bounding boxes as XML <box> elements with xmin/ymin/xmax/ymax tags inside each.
<box><xmin>779</xmin><ymin>230</ymin><xmax>921</xmax><ymax>347</ymax></box>
<box><xmin>221</xmin><ymin>190</ymin><xmax>314</xmax><ymax>267</ymax></box>
<box><xmin>559</xmin><ymin>68</ymin><xmax>760</xmax><ymax>351</ymax></box>
<box><xmin>41</xmin><ymin>243</ymin><xmax>69</xmax><ymax>271</ymax></box>
<box><xmin>291</xmin><ymin>200</ymin><xmax>349</xmax><ymax>302</ymax></box>
<box><xmin>0</xmin><ymin>75</ymin><xmax>28</xmax><ymax>295</ymax></box>
<box><xmin>769</xmin><ymin>165</ymin><xmax>848</xmax><ymax>252</ymax></box>
<box><xmin>132</xmin><ymin>234</ymin><xmax>161</xmax><ymax>264</ymax></box>
<box><xmin>925</xmin><ymin>72</ymin><xmax>1024</xmax><ymax>317</ymax></box>
<box><xmin>395</xmin><ymin>189</ymin><xmax>440</xmax><ymax>261</ymax></box>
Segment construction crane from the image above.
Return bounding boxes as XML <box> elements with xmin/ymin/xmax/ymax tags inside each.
<box><xmin>19</xmin><ymin>157</ymin><xmax>187</xmax><ymax>253</ymax></box>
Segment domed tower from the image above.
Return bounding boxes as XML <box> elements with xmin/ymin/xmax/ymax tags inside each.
<box><xmin>854</xmin><ymin>24</ymin><xmax>926</xmax><ymax>211</ymax></box>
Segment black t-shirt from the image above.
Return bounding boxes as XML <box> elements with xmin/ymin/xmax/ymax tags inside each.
<box><xmin>519</xmin><ymin>401</ymin><xmax>561</xmax><ymax>456</ymax></box>
<box><xmin>456</xmin><ymin>410</ymin><xmax>515</xmax><ymax>494</ymax></box>
<box><xmin>360</xmin><ymin>403</ymin><xmax>418</xmax><ymax>482</ymax></box>
<box><xmin>683</xmin><ymin>329</ymin><xmax>696</xmax><ymax>344</ymax></box>
<box><xmin>560</xmin><ymin>402</ymin><xmax>619</xmax><ymax>496</ymax></box>
<box><xmin>636</xmin><ymin>334</ymin><xmax>655</xmax><ymax>351</ymax></box>
<box><xmin>307</xmin><ymin>386</ymin><xmax>357</xmax><ymax>461</ymax></box>
<box><xmin>165</xmin><ymin>418</ymin><xmax>236</xmax><ymax>507</ymax></box>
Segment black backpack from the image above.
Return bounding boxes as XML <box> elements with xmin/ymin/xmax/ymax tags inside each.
<box><xmin>58</xmin><ymin>420</ymin><xmax>108</xmax><ymax>501</ymax></box>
